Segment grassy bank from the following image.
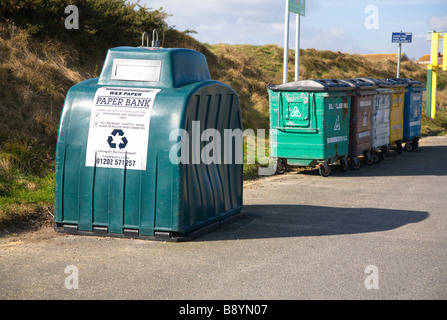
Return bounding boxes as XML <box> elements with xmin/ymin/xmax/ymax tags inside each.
<box><xmin>1</xmin><ymin>1</ymin><xmax>447</xmax><ymax>230</ymax></box>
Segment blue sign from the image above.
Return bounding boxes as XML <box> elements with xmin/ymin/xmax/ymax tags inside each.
<box><xmin>392</xmin><ymin>32</ymin><xmax>412</xmax><ymax>43</ymax></box>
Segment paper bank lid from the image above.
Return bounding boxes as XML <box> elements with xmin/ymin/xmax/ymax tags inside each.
<box><xmin>98</xmin><ymin>47</ymin><xmax>211</xmax><ymax>88</ymax></box>
<box><xmin>268</xmin><ymin>79</ymin><xmax>356</xmax><ymax>92</ymax></box>
<box><xmin>344</xmin><ymin>78</ymin><xmax>379</xmax><ymax>90</ymax></box>
<box><xmin>381</xmin><ymin>78</ymin><xmax>409</xmax><ymax>87</ymax></box>
<box><xmin>398</xmin><ymin>78</ymin><xmax>424</xmax><ymax>87</ymax></box>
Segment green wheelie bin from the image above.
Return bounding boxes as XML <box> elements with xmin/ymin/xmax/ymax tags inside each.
<box><xmin>267</xmin><ymin>79</ymin><xmax>355</xmax><ymax>177</ymax></box>
<box><xmin>54</xmin><ymin>45</ymin><xmax>244</xmax><ymax>241</ymax></box>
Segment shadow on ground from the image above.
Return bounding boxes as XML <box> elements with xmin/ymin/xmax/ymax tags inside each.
<box><xmin>198</xmin><ymin>204</ymin><xmax>429</xmax><ymax>241</ymax></box>
<box><xmin>287</xmin><ymin>145</ymin><xmax>447</xmax><ymax>177</ymax></box>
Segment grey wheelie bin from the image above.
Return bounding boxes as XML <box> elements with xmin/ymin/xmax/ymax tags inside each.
<box><xmin>359</xmin><ymin>78</ymin><xmax>392</xmax><ymax>162</ymax></box>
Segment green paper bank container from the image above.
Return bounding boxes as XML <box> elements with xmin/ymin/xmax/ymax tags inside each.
<box><xmin>54</xmin><ymin>46</ymin><xmax>244</xmax><ymax>241</ymax></box>
<box><xmin>267</xmin><ymin>79</ymin><xmax>355</xmax><ymax>177</ymax></box>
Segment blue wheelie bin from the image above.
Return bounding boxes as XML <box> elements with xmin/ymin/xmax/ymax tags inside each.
<box><xmin>399</xmin><ymin>78</ymin><xmax>426</xmax><ymax>151</ymax></box>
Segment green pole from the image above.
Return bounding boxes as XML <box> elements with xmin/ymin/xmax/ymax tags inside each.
<box><xmin>426</xmin><ymin>68</ymin><xmax>432</xmax><ymax>117</ymax></box>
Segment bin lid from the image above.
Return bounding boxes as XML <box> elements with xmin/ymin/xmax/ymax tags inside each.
<box><xmin>397</xmin><ymin>78</ymin><xmax>424</xmax><ymax>87</ymax></box>
<box><xmin>356</xmin><ymin>77</ymin><xmax>394</xmax><ymax>88</ymax></box>
<box><xmin>268</xmin><ymin>79</ymin><xmax>356</xmax><ymax>92</ymax></box>
<box><xmin>98</xmin><ymin>47</ymin><xmax>211</xmax><ymax>88</ymax></box>
<box><xmin>381</xmin><ymin>78</ymin><xmax>409</xmax><ymax>87</ymax></box>
<box><xmin>344</xmin><ymin>78</ymin><xmax>378</xmax><ymax>90</ymax></box>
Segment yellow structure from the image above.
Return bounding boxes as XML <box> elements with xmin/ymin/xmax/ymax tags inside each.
<box><xmin>426</xmin><ymin>32</ymin><xmax>447</xmax><ymax>118</ymax></box>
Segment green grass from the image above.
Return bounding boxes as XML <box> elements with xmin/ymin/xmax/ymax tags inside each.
<box><xmin>0</xmin><ymin>171</ymin><xmax>54</xmax><ymax>205</ymax></box>
<box><xmin>422</xmin><ymin>114</ymin><xmax>447</xmax><ymax>137</ymax></box>
<box><xmin>0</xmin><ymin>170</ymin><xmax>54</xmax><ymax>229</ymax></box>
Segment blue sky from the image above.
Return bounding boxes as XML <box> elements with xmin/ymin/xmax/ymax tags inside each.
<box><xmin>141</xmin><ymin>0</ymin><xmax>447</xmax><ymax>60</ymax></box>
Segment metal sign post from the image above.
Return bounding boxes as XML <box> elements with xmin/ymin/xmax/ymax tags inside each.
<box><xmin>283</xmin><ymin>0</ymin><xmax>305</xmax><ymax>83</ymax></box>
<box><xmin>295</xmin><ymin>14</ymin><xmax>301</xmax><ymax>81</ymax></box>
<box><xmin>397</xmin><ymin>42</ymin><xmax>402</xmax><ymax>78</ymax></box>
<box><xmin>283</xmin><ymin>1</ymin><xmax>290</xmax><ymax>84</ymax></box>
<box><xmin>392</xmin><ymin>31</ymin><xmax>412</xmax><ymax>78</ymax></box>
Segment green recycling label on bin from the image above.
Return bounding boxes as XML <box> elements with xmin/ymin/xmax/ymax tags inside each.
<box><xmin>85</xmin><ymin>87</ymin><xmax>160</xmax><ymax>171</ymax></box>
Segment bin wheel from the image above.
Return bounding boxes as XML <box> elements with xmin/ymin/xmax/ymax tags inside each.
<box><xmin>383</xmin><ymin>145</ymin><xmax>391</xmax><ymax>158</ymax></box>
<box><xmin>373</xmin><ymin>152</ymin><xmax>381</xmax><ymax>164</ymax></box>
<box><xmin>396</xmin><ymin>141</ymin><xmax>403</xmax><ymax>154</ymax></box>
<box><xmin>405</xmin><ymin>141</ymin><xmax>414</xmax><ymax>152</ymax></box>
<box><xmin>319</xmin><ymin>162</ymin><xmax>331</xmax><ymax>177</ymax></box>
<box><xmin>275</xmin><ymin>159</ymin><xmax>287</xmax><ymax>174</ymax></box>
<box><xmin>380</xmin><ymin>148</ymin><xmax>387</xmax><ymax>161</ymax></box>
<box><xmin>340</xmin><ymin>157</ymin><xmax>349</xmax><ymax>172</ymax></box>
<box><xmin>364</xmin><ymin>152</ymin><xmax>373</xmax><ymax>166</ymax></box>
<box><xmin>413</xmin><ymin>138</ymin><xmax>419</xmax><ymax>150</ymax></box>
<box><xmin>350</xmin><ymin>157</ymin><xmax>361</xmax><ymax>170</ymax></box>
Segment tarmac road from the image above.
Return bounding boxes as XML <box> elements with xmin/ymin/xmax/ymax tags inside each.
<box><xmin>1</xmin><ymin>136</ymin><xmax>446</xmax><ymax>300</ymax></box>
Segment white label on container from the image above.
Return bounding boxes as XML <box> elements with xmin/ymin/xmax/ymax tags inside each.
<box><xmin>85</xmin><ymin>87</ymin><xmax>160</xmax><ymax>170</ymax></box>
<box><xmin>327</xmin><ymin>135</ymin><xmax>348</xmax><ymax>144</ymax></box>
<box><xmin>111</xmin><ymin>59</ymin><xmax>162</xmax><ymax>82</ymax></box>
<box><xmin>359</xmin><ymin>131</ymin><xmax>371</xmax><ymax>138</ymax></box>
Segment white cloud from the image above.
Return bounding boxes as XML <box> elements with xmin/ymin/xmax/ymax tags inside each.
<box><xmin>428</xmin><ymin>15</ymin><xmax>447</xmax><ymax>31</ymax></box>
<box><xmin>140</xmin><ymin>0</ymin><xmax>440</xmax><ymax>59</ymax></box>
<box><xmin>329</xmin><ymin>27</ymin><xmax>346</xmax><ymax>39</ymax></box>
<box><xmin>144</xmin><ymin>0</ymin><xmax>286</xmax><ymax>45</ymax></box>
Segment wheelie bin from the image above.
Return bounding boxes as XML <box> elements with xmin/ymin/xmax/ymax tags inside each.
<box><xmin>54</xmin><ymin>44</ymin><xmax>244</xmax><ymax>241</ymax></box>
<box><xmin>343</xmin><ymin>78</ymin><xmax>377</xmax><ymax>170</ymax></box>
<box><xmin>382</xmin><ymin>78</ymin><xmax>408</xmax><ymax>154</ymax></box>
<box><xmin>267</xmin><ymin>79</ymin><xmax>355</xmax><ymax>177</ymax></box>
<box><xmin>359</xmin><ymin>78</ymin><xmax>392</xmax><ymax>162</ymax></box>
<box><xmin>400</xmin><ymin>78</ymin><xmax>426</xmax><ymax>152</ymax></box>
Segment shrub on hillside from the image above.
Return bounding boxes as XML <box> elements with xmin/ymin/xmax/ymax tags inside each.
<box><xmin>0</xmin><ymin>0</ymin><xmax>169</xmax><ymax>55</ymax></box>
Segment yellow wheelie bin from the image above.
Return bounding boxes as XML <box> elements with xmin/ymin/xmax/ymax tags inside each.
<box><xmin>382</xmin><ymin>78</ymin><xmax>408</xmax><ymax>154</ymax></box>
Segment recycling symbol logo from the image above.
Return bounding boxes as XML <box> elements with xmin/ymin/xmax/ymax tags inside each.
<box><xmin>107</xmin><ymin>129</ymin><xmax>128</xmax><ymax>150</ymax></box>
<box><xmin>334</xmin><ymin>115</ymin><xmax>341</xmax><ymax>131</ymax></box>
<box><xmin>290</xmin><ymin>106</ymin><xmax>302</xmax><ymax>118</ymax></box>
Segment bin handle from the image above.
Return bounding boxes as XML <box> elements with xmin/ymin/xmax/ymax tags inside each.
<box><xmin>152</xmin><ymin>29</ymin><xmax>160</xmax><ymax>47</ymax></box>
<box><xmin>276</xmin><ymin>127</ymin><xmax>319</xmax><ymax>133</ymax></box>
<box><xmin>141</xmin><ymin>31</ymin><xmax>150</xmax><ymax>47</ymax></box>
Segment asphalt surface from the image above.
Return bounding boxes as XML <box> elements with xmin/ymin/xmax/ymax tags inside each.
<box><xmin>1</xmin><ymin>136</ymin><xmax>446</xmax><ymax>300</ymax></box>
